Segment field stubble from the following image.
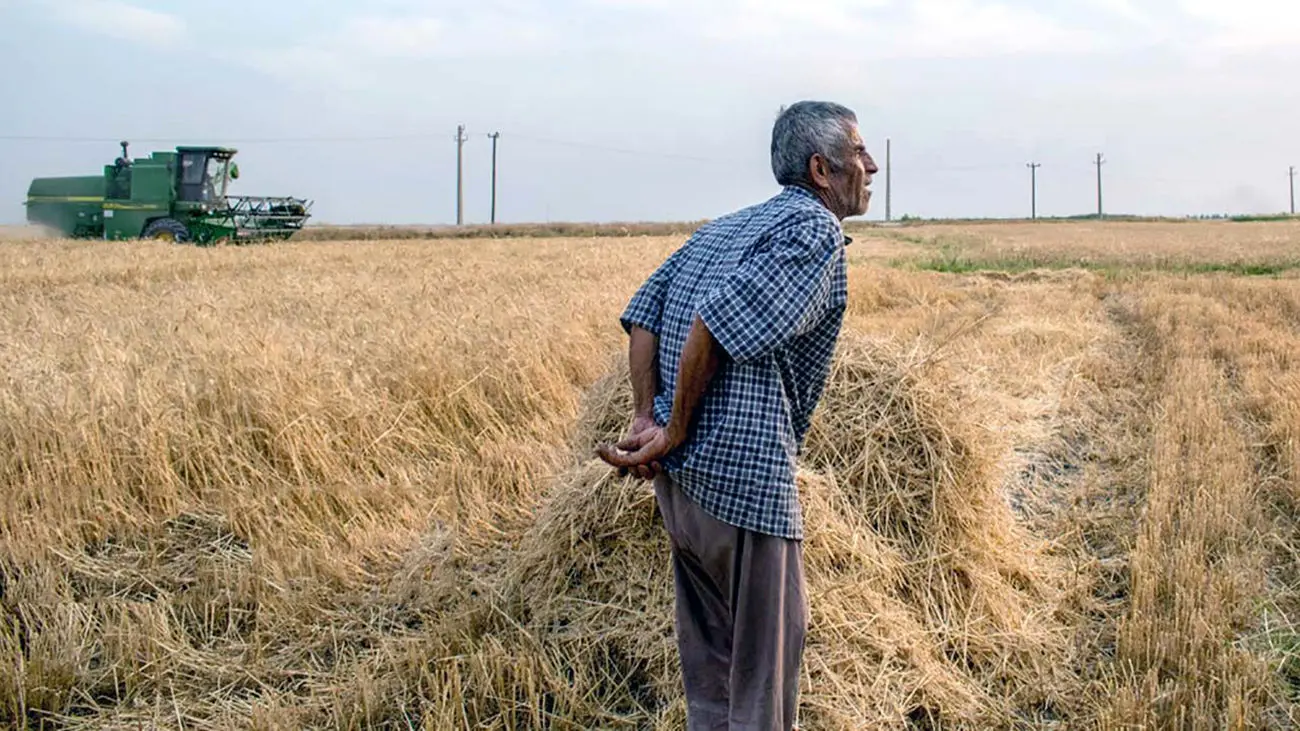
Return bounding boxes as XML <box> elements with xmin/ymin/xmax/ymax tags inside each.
<box><xmin>1</xmin><ymin>220</ymin><xmax>1298</xmax><ymax>728</ymax></box>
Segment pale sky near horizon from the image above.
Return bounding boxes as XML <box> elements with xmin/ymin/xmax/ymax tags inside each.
<box><xmin>1</xmin><ymin>0</ymin><xmax>1297</xmax><ymax>225</ymax></box>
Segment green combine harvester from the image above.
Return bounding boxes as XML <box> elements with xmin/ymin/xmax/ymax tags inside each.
<box><xmin>25</xmin><ymin>142</ymin><xmax>311</xmax><ymax>244</ymax></box>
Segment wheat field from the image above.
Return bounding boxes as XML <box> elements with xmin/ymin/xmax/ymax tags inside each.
<box><xmin>2</xmin><ymin>220</ymin><xmax>1299</xmax><ymax>729</ymax></box>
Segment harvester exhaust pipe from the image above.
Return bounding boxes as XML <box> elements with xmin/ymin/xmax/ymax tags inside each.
<box><xmin>116</xmin><ymin>141</ymin><xmax>130</xmax><ymax>168</ymax></box>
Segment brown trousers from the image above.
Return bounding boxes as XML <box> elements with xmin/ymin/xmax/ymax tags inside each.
<box><xmin>653</xmin><ymin>474</ymin><xmax>808</xmax><ymax>731</ymax></box>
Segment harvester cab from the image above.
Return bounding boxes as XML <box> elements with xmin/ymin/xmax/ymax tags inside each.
<box><xmin>25</xmin><ymin>142</ymin><xmax>311</xmax><ymax>244</ymax></box>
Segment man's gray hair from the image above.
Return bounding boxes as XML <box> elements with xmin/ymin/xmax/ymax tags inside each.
<box><xmin>770</xmin><ymin>101</ymin><xmax>858</xmax><ymax>188</ymax></box>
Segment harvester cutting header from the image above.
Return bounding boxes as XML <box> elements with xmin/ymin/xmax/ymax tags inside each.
<box><xmin>25</xmin><ymin>142</ymin><xmax>312</xmax><ymax>244</ymax></box>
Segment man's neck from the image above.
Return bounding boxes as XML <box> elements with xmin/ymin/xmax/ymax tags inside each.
<box><xmin>789</xmin><ymin>183</ymin><xmax>843</xmax><ymax>221</ymax></box>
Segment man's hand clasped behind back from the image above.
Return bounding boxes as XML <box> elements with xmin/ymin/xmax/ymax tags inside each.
<box><xmin>597</xmin><ymin>413</ymin><xmax>680</xmax><ymax>481</ymax></box>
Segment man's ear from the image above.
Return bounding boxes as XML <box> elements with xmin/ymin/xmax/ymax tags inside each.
<box><xmin>809</xmin><ymin>153</ymin><xmax>830</xmax><ymax>189</ymax></box>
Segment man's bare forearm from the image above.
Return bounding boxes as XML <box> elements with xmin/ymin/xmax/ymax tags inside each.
<box><xmin>628</xmin><ymin>326</ymin><xmax>659</xmax><ymax>418</ymax></box>
<box><xmin>665</xmin><ymin>315</ymin><xmax>724</xmax><ymax>447</ymax></box>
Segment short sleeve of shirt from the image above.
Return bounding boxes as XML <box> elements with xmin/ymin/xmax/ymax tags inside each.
<box><xmin>696</xmin><ymin>212</ymin><xmax>840</xmax><ymax>363</ymax></box>
<box><xmin>620</xmin><ymin>243</ymin><xmax>689</xmax><ymax>335</ymax></box>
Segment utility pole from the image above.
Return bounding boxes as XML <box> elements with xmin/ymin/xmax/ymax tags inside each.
<box><xmin>884</xmin><ymin>138</ymin><xmax>892</xmax><ymax>222</ymax></box>
<box><xmin>488</xmin><ymin>132</ymin><xmax>500</xmax><ymax>224</ymax></box>
<box><xmin>455</xmin><ymin>124</ymin><xmax>467</xmax><ymax>225</ymax></box>
<box><xmin>1094</xmin><ymin>153</ymin><xmax>1105</xmax><ymax>219</ymax></box>
<box><xmin>1289</xmin><ymin>166</ymin><xmax>1296</xmax><ymax>215</ymax></box>
<box><xmin>1026</xmin><ymin>162</ymin><xmax>1041</xmax><ymax>219</ymax></box>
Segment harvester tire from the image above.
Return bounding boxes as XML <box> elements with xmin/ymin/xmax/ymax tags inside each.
<box><xmin>141</xmin><ymin>218</ymin><xmax>191</xmax><ymax>244</ymax></box>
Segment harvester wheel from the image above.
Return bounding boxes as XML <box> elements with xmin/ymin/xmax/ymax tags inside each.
<box><xmin>141</xmin><ymin>218</ymin><xmax>191</xmax><ymax>244</ymax></box>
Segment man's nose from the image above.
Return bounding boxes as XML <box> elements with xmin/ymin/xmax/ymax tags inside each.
<box><xmin>864</xmin><ymin>153</ymin><xmax>879</xmax><ymax>174</ymax></box>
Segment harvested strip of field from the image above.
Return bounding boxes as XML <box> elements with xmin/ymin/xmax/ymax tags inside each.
<box><xmin>870</xmin><ymin>219</ymin><xmax>1300</xmax><ymax>275</ymax></box>
<box><xmin>1</xmin><ymin>223</ymin><xmax>1298</xmax><ymax>728</ymax></box>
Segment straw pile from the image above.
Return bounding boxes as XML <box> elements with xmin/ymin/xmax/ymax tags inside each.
<box><xmin>339</xmin><ymin>334</ymin><xmax>1075</xmax><ymax>729</ymax></box>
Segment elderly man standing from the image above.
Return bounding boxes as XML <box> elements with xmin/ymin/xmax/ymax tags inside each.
<box><xmin>596</xmin><ymin>101</ymin><xmax>878</xmax><ymax>730</ymax></box>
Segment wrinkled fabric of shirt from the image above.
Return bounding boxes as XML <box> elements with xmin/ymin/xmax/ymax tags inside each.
<box><xmin>619</xmin><ymin>185</ymin><xmax>849</xmax><ymax>540</ymax></box>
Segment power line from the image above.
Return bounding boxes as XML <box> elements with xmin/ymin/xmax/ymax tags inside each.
<box><xmin>455</xmin><ymin>124</ymin><xmax>467</xmax><ymax>226</ymax></box>
<box><xmin>6</xmin><ymin>130</ymin><xmax>1289</xmax><ymax>220</ymax></box>
<box><xmin>1094</xmin><ymin>153</ymin><xmax>1106</xmax><ymax>218</ymax></box>
<box><xmin>1026</xmin><ymin>162</ymin><xmax>1041</xmax><ymax>219</ymax></box>
<box><xmin>918</xmin><ymin>164</ymin><xmax>1015</xmax><ymax>173</ymax></box>
<box><xmin>885</xmin><ymin>138</ymin><xmax>892</xmax><ymax>222</ymax></box>
<box><xmin>0</xmin><ymin>133</ymin><xmax>434</xmax><ymax>144</ymax></box>
<box><xmin>488</xmin><ymin>132</ymin><xmax>501</xmax><ymax>225</ymax></box>
<box><xmin>0</xmin><ymin>131</ymin><xmax>747</xmax><ymax>165</ymax></box>
<box><xmin>1290</xmin><ymin>165</ymin><xmax>1296</xmax><ymax>216</ymax></box>
<box><xmin>505</xmin><ymin>132</ymin><xmax>744</xmax><ymax>164</ymax></box>
<box><xmin>0</xmin><ymin>131</ymin><xmax>1036</xmax><ymax>175</ymax></box>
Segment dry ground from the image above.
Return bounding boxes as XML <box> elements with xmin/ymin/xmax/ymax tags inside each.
<box><xmin>2</xmin><ymin>220</ymin><xmax>1299</xmax><ymax>728</ymax></box>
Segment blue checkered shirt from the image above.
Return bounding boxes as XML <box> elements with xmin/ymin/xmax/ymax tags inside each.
<box><xmin>620</xmin><ymin>186</ymin><xmax>849</xmax><ymax>540</ymax></box>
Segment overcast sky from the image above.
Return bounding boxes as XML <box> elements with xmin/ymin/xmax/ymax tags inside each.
<box><xmin>2</xmin><ymin>0</ymin><xmax>1297</xmax><ymax>225</ymax></box>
